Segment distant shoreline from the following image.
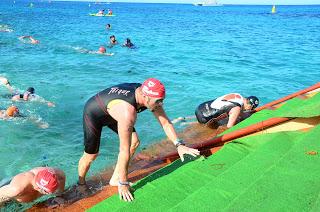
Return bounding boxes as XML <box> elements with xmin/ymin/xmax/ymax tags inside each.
<box><xmin>39</xmin><ymin>1</ymin><xmax>320</xmax><ymax>6</ymax></box>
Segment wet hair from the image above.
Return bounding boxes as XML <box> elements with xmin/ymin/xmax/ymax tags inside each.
<box><xmin>110</xmin><ymin>35</ymin><xmax>115</xmax><ymax>39</ymax></box>
<box><xmin>27</xmin><ymin>87</ymin><xmax>35</xmax><ymax>94</ymax></box>
<box><xmin>126</xmin><ymin>38</ymin><xmax>131</xmax><ymax>43</ymax></box>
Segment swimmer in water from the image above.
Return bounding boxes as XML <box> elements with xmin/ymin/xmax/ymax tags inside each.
<box><xmin>106</xmin><ymin>24</ymin><xmax>111</xmax><ymax>30</ymax></box>
<box><xmin>11</xmin><ymin>87</ymin><xmax>55</xmax><ymax>107</ymax></box>
<box><xmin>108</xmin><ymin>35</ymin><xmax>118</xmax><ymax>47</ymax></box>
<box><xmin>122</xmin><ymin>38</ymin><xmax>135</xmax><ymax>49</ymax></box>
<box><xmin>0</xmin><ymin>167</ymin><xmax>65</xmax><ymax>206</ymax></box>
<box><xmin>19</xmin><ymin>36</ymin><xmax>40</xmax><ymax>44</ymax></box>
<box><xmin>96</xmin><ymin>46</ymin><xmax>114</xmax><ymax>56</ymax></box>
<box><xmin>74</xmin><ymin>46</ymin><xmax>114</xmax><ymax>56</ymax></box>
<box><xmin>0</xmin><ymin>105</ymin><xmax>20</xmax><ymax>119</ymax></box>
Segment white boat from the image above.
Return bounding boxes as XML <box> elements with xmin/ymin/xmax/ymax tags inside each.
<box><xmin>193</xmin><ymin>0</ymin><xmax>222</xmax><ymax>6</ymax></box>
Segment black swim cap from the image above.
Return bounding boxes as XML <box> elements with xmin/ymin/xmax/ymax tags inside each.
<box><xmin>246</xmin><ymin>96</ymin><xmax>259</xmax><ymax>109</ymax></box>
<box><xmin>27</xmin><ymin>87</ymin><xmax>35</xmax><ymax>94</ymax></box>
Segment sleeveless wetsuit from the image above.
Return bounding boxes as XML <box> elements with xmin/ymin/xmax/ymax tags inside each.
<box><xmin>83</xmin><ymin>83</ymin><xmax>147</xmax><ymax>154</ymax></box>
<box><xmin>195</xmin><ymin>93</ymin><xmax>244</xmax><ymax>124</ymax></box>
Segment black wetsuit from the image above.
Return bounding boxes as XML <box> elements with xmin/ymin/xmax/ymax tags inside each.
<box><xmin>195</xmin><ymin>99</ymin><xmax>242</xmax><ymax>124</ymax></box>
<box><xmin>83</xmin><ymin>83</ymin><xmax>147</xmax><ymax>154</ymax></box>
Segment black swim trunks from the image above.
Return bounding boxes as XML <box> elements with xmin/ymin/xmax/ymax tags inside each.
<box><xmin>83</xmin><ymin>83</ymin><xmax>147</xmax><ymax>154</ymax></box>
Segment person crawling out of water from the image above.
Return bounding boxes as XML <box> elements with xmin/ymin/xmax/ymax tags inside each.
<box><xmin>18</xmin><ymin>35</ymin><xmax>40</xmax><ymax>44</ymax></box>
<box><xmin>0</xmin><ymin>167</ymin><xmax>65</xmax><ymax>207</ymax></box>
<box><xmin>11</xmin><ymin>87</ymin><xmax>55</xmax><ymax>107</ymax></box>
<box><xmin>172</xmin><ymin>93</ymin><xmax>259</xmax><ymax>129</ymax></box>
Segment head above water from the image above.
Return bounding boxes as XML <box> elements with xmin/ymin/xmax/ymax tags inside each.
<box><xmin>98</xmin><ymin>46</ymin><xmax>106</xmax><ymax>53</ymax></box>
<box><xmin>6</xmin><ymin>105</ymin><xmax>19</xmax><ymax>117</ymax></box>
<box><xmin>141</xmin><ymin>78</ymin><xmax>166</xmax><ymax>99</ymax></box>
<box><xmin>27</xmin><ymin>87</ymin><xmax>35</xmax><ymax>94</ymax></box>
<box><xmin>35</xmin><ymin>169</ymin><xmax>59</xmax><ymax>194</ymax></box>
<box><xmin>246</xmin><ymin>96</ymin><xmax>259</xmax><ymax>109</ymax></box>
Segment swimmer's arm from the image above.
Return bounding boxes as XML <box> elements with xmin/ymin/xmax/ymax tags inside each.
<box><xmin>227</xmin><ymin>106</ymin><xmax>241</xmax><ymax>128</ymax></box>
<box><xmin>109</xmin><ymin>102</ymin><xmax>136</xmax><ymax>182</ymax></box>
<box><xmin>153</xmin><ymin>106</ymin><xmax>178</xmax><ymax>142</ymax></box>
<box><xmin>33</xmin><ymin>95</ymin><xmax>55</xmax><ymax>107</ymax></box>
<box><xmin>0</xmin><ymin>184</ymin><xmax>20</xmax><ymax>205</ymax></box>
<box><xmin>117</xmin><ymin>112</ymin><xmax>136</xmax><ymax>182</ymax></box>
<box><xmin>19</xmin><ymin>35</ymin><xmax>30</xmax><ymax>39</ymax></box>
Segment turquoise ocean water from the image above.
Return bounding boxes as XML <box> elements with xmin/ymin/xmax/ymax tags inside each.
<box><xmin>0</xmin><ymin>0</ymin><xmax>319</xmax><ymax>208</ymax></box>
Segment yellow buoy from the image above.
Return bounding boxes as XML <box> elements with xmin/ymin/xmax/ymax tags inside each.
<box><xmin>271</xmin><ymin>5</ymin><xmax>276</xmax><ymax>14</ymax></box>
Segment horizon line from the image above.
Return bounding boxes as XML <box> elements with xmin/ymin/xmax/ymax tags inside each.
<box><xmin>49</xmin><ymin>1</ymin><xmax>320</xmax><ymax>5</ymax></box>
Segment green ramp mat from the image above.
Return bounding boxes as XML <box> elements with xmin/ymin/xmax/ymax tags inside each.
<box><xmin>223</xmin><ymin>91</ymin><xmax>320</xmax><ymax>135</ymax></box>
<box><xmin>89</xmin><ymin>125</ymin><xmax>320</xmax><ymax>211</ymax></box>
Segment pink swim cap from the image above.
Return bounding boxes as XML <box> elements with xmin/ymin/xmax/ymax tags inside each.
<box><xmin>99</xmin><ymin>46</ymin><xmax>106</xmax><ymax>53</ymax></box>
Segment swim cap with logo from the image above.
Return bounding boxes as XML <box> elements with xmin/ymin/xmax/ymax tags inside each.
<box><xmin>141</xmin><ymin>78</ymin><xmax>165</xmax><ymax>99</ymax></box>
<box><xmin>246</xmin><ymin>96</ymin><xmax>259</xmax><ymax>109</ymax></box>
<box><xmin>35</xmin><ymin>169</ymin><xmax>58</xmax><ymax>193</ymax></box>
<box><xmin>6</xmin><ymin>106</ymin><xmax>19</xmax><ymax>117</ymax></box>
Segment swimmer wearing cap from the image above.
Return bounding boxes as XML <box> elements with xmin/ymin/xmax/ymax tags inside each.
<box><xmin>0</xmin><ymin>167</ymin><xmax>65</xmax><ymax>205</ymax></box>
<box><xmin>96</xmin><ymin>46</ymin><xmax>114</xmax><ymax>56</ymax></box>
<box><xmin>0</xmin><ymin>105</ymin><xmax>20</xmax><ymax>119</ymax></box>
<box><xmin>78</xmin><ymin>78</ymin><xmax>200</xmax><ymax>202</ymax></box>
<box><xmin>11</xmin><ymin>87</ymin><xmax>55</xmax><ymax>107</ymax></box>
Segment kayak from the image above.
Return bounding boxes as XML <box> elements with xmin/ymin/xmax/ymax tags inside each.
<box><xmin>89</xmin><ymin>13</ymin><xmax>115</xmax><ymax>17</ymax></box>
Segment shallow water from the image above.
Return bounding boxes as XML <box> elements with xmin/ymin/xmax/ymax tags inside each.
<box><xmin>0</xmin><ymin>1</ymin><xmax>319</xmax><ymax>209</ymax></box>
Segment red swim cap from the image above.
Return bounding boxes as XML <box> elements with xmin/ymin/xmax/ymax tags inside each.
<box><xmin>142</xmin><ymin>78</ymin><xmax>165</xmax><ymax>99</ymax></box>
<box><xmin>99</xmin><ymin>46</ymin><xmax>106</xmax><ymax>53</ymax></box>
<box><xmin>35</xmin><ymin>169</ymin><xmax>58</xmax><ymax>193</ymax></box>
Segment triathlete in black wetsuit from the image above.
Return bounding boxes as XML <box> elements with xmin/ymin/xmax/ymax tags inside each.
<box><xmin>78</xmin><ymin>78</ymin><xmax>200</xmax><ymax>202</ymax></box>
<box><xmin>83</xmin><ymin>83</ymin><xmax>147</xmax><ymax>154</ymax></box>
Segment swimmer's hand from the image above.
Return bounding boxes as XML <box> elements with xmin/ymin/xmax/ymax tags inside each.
<box><xmin>177</xmin><ymin>145</ymin><xmax>200</xmax><ymax>162</ymax></box>
<box><xmin>107</xmin><ymin>53</ymin><xmax>114</xmax><ymax>56</ymax></box>
<box><xmin>118</xmin><ymin>183</ymin><xmax>134</xmax><ymax>202</ymax></box>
